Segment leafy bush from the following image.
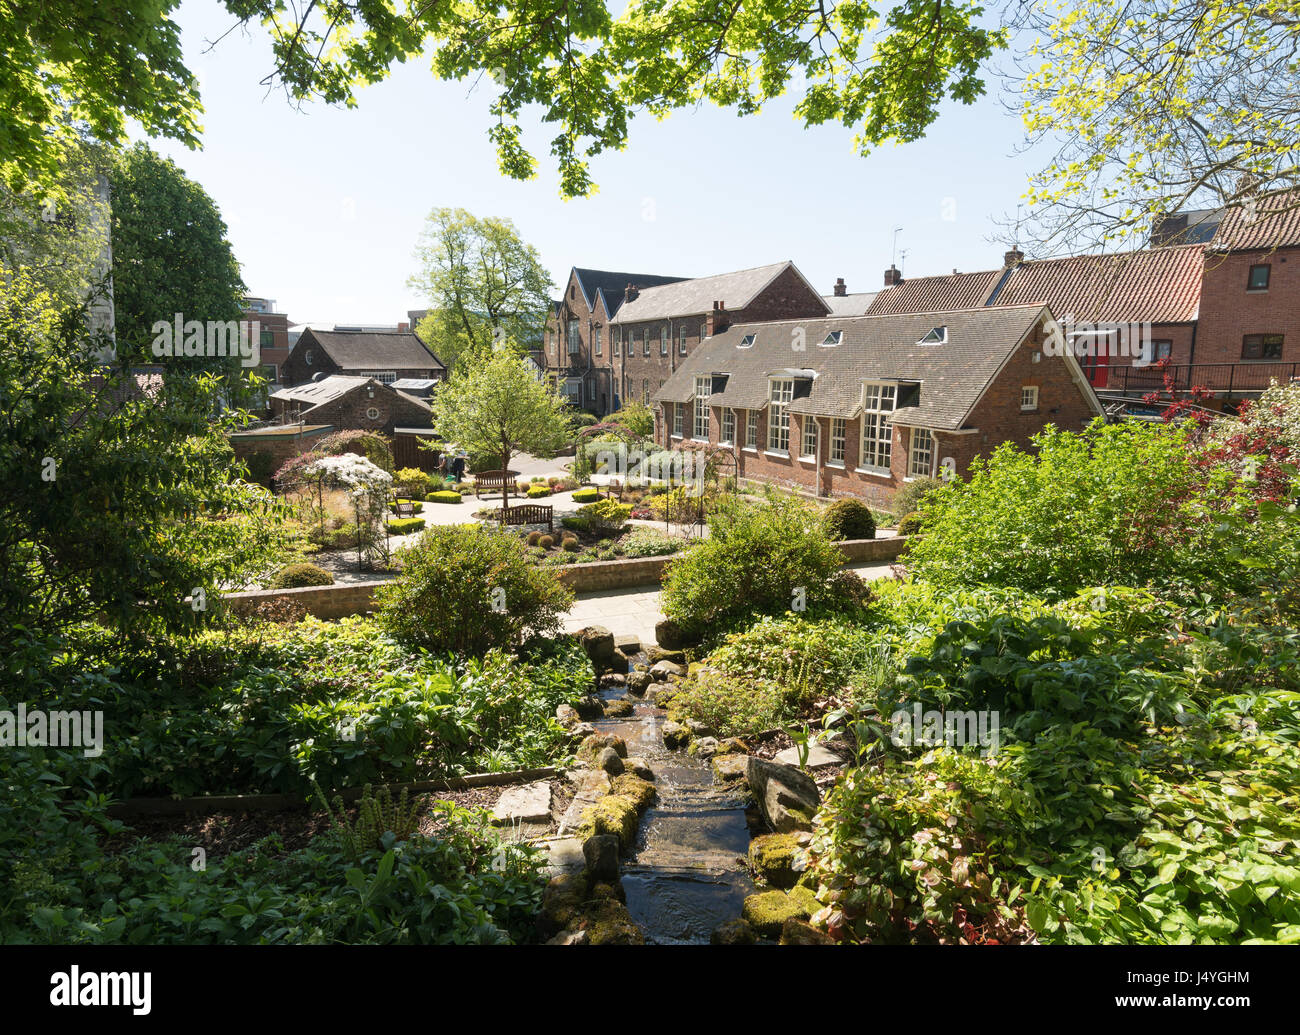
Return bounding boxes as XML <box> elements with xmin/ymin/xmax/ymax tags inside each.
<box><xmin>571</xmin><ymin>487</ymin><xmax>600</xmax><ymax>503</ymax></box>
<box><xmin>670</xmin><ymin>670</ymin><xmax>788</xmax><ymax>738</ymax></box>
<box><xmin>268</xmin><ymin>562</ymin><xmax>335</xmax><ymax>589</ymax></box>
<box><xmin>897</xmin><ymin>511</ymin><xmax>923</xmax><ymax>536</ymax></box>
<box><xmin>579</xmin><ymin>498</ymin><xmax>632</xmax><ymax>535</ymax></box>
<box><xmin>394</xmin><ymin>467</ymin><xmax>434</xmax><ymax>498</ymax></box>
<box><xmin>242</xmin><ymin>449</ymin><xmax>278</xmax><ymax>485</ymax></box>
<box><xmin>376</xmin><ymin>524</ymin><xmax>573</xmax><ymax>656</ymax></box>
<box><xmin>660</xmin><ymin>497</ymin><xmax>849</xmax><ymax>642</ymax></box>
<box><xmin>617</xmin><ymin>527</ymin><xmax>681</xmax><ymax>558</ymax></box>
<box><xmin>822</xmin><ymin>498</ymin><xmax>876</xmax><ymax>540</ymax></box>
<box><xmin>427</xmin><ymin>490</ymin><xmax>461</xmax><ymax>503</ymax></box>
<box><xmin>526</xmin><ymin>484</ymin><xmax>552</xmax><ymax>498</ymax></box>
<box><xmin>538</xmin><ymin>534</ymin><xmax>554</xmax><ymax>550</ymax></box>
<box><xmin>890</xmin><ymin>476</ymin><xmax>945</xmax><ymax>518</ymax></box>
<box><xmin>561</xmin><ymin>538</ymin><xmax>580</xmax><ymax>553</ymax></box>
<box><xmin>386</xmin><ymin>517</ymin><xmax>426</xmax><ymax>535</ymax></box>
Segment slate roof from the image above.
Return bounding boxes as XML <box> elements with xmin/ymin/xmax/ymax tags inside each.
<box><xmin>611</xmin><ymin>261</ymin><xmax>830</xmax><ymax>323</ymax></box>
<box><xmin>271</xmin><ymin>375</ymin><xmax>432</xmax><ymax>414</ymax></box>
<box><xmin>653</xmin><ymin>305</ymin><xmax>1078</xmax><ymax>431</ymax></box>
<box><xmin>1210</xmin><ymin>196</ymin><xmax>1300</xmax><ymax>252</ymax></box>
<box><xmin>572</xmin><ymin>268</ymin><xmax>686</xmax><ymax>317</ymax></box>
<box><xmin>821</xmin><ymin>292</ymin><xmax>879</xmax><ymax>317</ymax></box>
<box><xmin>297</xmin><ymin>328</ymin><xmax>445</xmax><ymax>371</ymax></box>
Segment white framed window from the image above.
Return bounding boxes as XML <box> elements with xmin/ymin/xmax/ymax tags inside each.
<box><xmin>745</xmin><ymin>410</ymin><xmax>758</xmax><ymax>449</ymax></box>
<box><xmin>859</xmin><ymin>383</ymin><xmax>896</xmax><ymax>472</ymax></box>
<box><xmin>672</xmin><ymin>402</ymin><xmax>684</xmax><ymax>437</ymax></box>
<box><xmin>820</xmin><ymin>331</ymin><xmax>842</xmax><ymax>347</ymax></box>
<box><xmin>801</xmin><ymin>416</ymin><xmax>817</xmax><ymax>459</ymax></box>
<box><xmin>614</xmin><ymin>326</ymin><xmax>622</xmax><ymax>352</ymax></box>
<box><xmin>918</xmin><ymin>326</ymin><xmax>947</xmax><ymax>344</ymax></box>
<box><xmin>908</xmin><ymin>428</ymin><xmax>935</xmax><ymax>478</ymax></box>
<box><xmin>642</xmin><ymin>379</ymin><xmax>650</xmax><ymax>404</ymax></box>
<box><xmin>661</xmin><ymin>327</ymin><xmax>668</xmax><ymax>355</ymax></box>
<box><xmin>767</xmin><ymin>379</ymin><xmax>794</xmax><ymax>452</ymax></box>
<box><xmin>721</xmin><ymin>408</ymin><xmax>735</xmax><ymax>445</ymax></box>
<box><xmin>693</xmin><ymin>375</ymin><xmax>711</xmax><ymax>440</ymax></box>
<box><xmin>365</xmin><ymin>406</ymin><xmax>380</xmax><ymax>421</ymax></box>
<box><xmin>305</xmin><ymin>349</ymin><xmax>315</xmax><ymax>365</ymax></box>
<box><xmin>738</xmin><ymin>333</ymin><xmax>756</xmax><ymax>349</ymax></box>
<box><xmin>563</xmin><ymin>379</ymin><xmax>582</xmax><ymax>404</ymax></box>
<box><xmin>594</xmin><ymin>328</ymin><xmax>602</xmax><ymax>355</ymax></box>
<box><xmin>679</xmin><ymin>326</ymin><xmax>688</xmax><ymax>353</ymax></box>
<box><xmin>567</xmin><ymin>321</ymin><xmax>580</xmax><ymax>354</ymax></box>
<box><xmin>357</xmin><ymin>370</ymin><xmax>397</xmax><ymax>384</ymax></box>
<box><xmin>830</xmin><ymin>417</ymin><xmax>846</xmax><ymax>464</ymax></box>
<box><xmin>1021</xmin><ymin>385</ymin><xmax>1039</xmax><ymax>411</ymax></box>
<box><xmin>700</xmin><ymin>321</ymin><xmax>707</xmax><ymax>340</ymax></box>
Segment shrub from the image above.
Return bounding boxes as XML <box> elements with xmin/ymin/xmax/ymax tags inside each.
<box><xmin>427</xmin><ymin>490</ymin><xmax>461</xmax><ymax>504</ymax></box>
<box><xmin>661</xmin><ymin>497</ymin><xmax>847</xmax><ymax>642</ymax></box>
<box><xmin>242</xmin><ymin>449</ymin><xmax>278</xmax><ymax>485</ymax></box>
<box><xmin>386</xmin><ymin>517</ymin><xmax>426</xmax><ymax>535</ymax></box>
<box><xmin>671</xmin><ymin>670</ymin><xmax>788</xmax><ymax>738</ymax></box>
<box><xmin>375</xmin><ymin>525</ymin><xmax>573</xmax><ymax>656</ymax></box>
<box><xmin>561</xmin><ymin>538</ymin><xmax>580</xmax><ymax>553</ymax></box>
<box><xmin>526</xmin><ymin>484</ymin><xmax>552</xmax><ymax>498</ymax></box>
<box><xmin>890</xmin><ymin>476</ymin><xmax>945</xmax><ymax>519</ymax></box>
<box><xmin>617</xmin><ymin>527</ymin><xmax>681</xmax><ymax>558</ymax></box>
<box><xmin>822</xmin><ymin>498</ymin><xmax>876</xmax><ymax>540</ymax></box>
<box><xmin>560</xmin><ymin>515</ymin><xmax>588</xmax><ymax>532</ymax></box>
<box><xmin>314</xmin><ymin>429</ymin><xmax>394</xmax><ymax>473</ymax></box>
<box><xmin>571</xmin><ymin>487</ymin><xmax>601</xmax><ymax>503</ymax></box>
<box><xmin>897</xmin><ymin>512</ymin><xmax>924</xmax><ymax>536</ymax></box>
<box><xmin>268</xmin><ymin>562</ymin><xmax>335</xmax><ymax>589</ymax></box>
<box><xmin>394</xmin><ymin>467</ymin><xmax>434</xmax><ymax>498</ymax></box>
<box><xmin>526</xmin><ymin>531</ymin><xmax>542</xmax><ymax>546</ymax></box>
<box><xmin>537</xmin><ymin>535</ymin><xmax>554</xmax><ymax>550</ymax></box>
<box><xmin>579</xmin><ymin>498</ymin><xmax>632</xmax><ymax>535</ymax></box>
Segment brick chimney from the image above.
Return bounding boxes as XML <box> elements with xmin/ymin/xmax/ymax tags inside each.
<box><xmin>883</xmin><ymin>265</ymin><xmax>902</xmax><ymax>287</ymax></box>
<box><xmin>706</xmin><ymin>300</ymin><xmax>729</xmax><ymax>337</ymax></box>
<box><xmin>624</xmin><ymin>283</ymin><xmax>639</xmax><ymax>303</ymax></box>
<box><xmin>833</xmin><ymin>277</ymin><xmax>847</xmax><ymax>297</ymax></box>
<box><xmin>398</xmin><ymin>321</ymin><xmax>409</xmax><ymax>332</ymax></box>
<box><xmin>1003</xmin><ymin>248</ymin><xmax>1024</xmax><ymax>268</ymax></box>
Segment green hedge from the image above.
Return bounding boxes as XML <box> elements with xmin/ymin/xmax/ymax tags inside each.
<box><xmin>386</xmin><ymin>517</ymin><xmax>426</xmax><ymax>534</ymax></box>
<box><xmin>526</xmin><ymin>484</ymin><xmax>552</xmax><ymax>498</ymax></box>
<box><xmin>571</xmin><ymin>487</ymin><xmax>601</xmax><ymax>503</ymax></box>
<box><xmin>389</xmin><ymin>498</ymin><xmax>424</xmax><ymax>514</ymax></box>
<box><xmin>427</xmin><ymin>490</ymin><xmax>462</xmax><ymax>503</ymax></box>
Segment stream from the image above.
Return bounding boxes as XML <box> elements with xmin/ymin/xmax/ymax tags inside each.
<box><xmin>593</xmin><ymin>678</ymin><xmax>755</xmax><ymax>944</ymax></box>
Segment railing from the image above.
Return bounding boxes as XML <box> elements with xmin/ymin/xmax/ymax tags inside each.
<box><xmin>1105</xmin><ymin>361</ymin><xmax>1300</xmax><ymax>396</ymax></box>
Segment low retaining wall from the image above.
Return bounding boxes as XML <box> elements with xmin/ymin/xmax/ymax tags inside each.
<box><xmin>224</xmin><ymin>536</ymin><xmax>911</xmax><ymax>620</ymax></box>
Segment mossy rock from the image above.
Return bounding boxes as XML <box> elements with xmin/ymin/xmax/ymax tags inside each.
<box><xmin>578</xmin><ymin>795</ymin><xmax>640</xmax><ymax>850</ymax></box>
<box><xmin>741</xmin><ymin>886</ymin><xmax>820</xmax><ymax>939</ymax></box>
<box><xmin>710</xmin><ymin>918</ymin><xmax>757</xmax><ymax>945</ymax></box>
<box><xmin>603</xmin><ymin>698</ymin><xmax>634</xmax><ymax>718</ymax></box>
<box><xmin>576</xmin><ymin>732</ymin><xmax>628</xmax><ymax>763</ymax></box>
<box><xmin>577</xmin><ymin>898</ymin><xmax>645</xmax><ymax>945</ymax></box>
<box><xmin>661</xmin><ymin>720</ymin><xmax>691</xmax><ymax>750</ymax></box>
<box><xmin>609</xmin><ymin>773</ymin><xmax>656</xmax><ymax>812</ymax></box>
<box><xmin>748</xmin><ymin>833</ymin><xmax>804</xmax><ymax>889</ymax></box>
<box><xmin>588</xmin><ymin>881</ymin><xmax>627</xmax><ymax>904</ymax></box>
<box><xmin>539</xmin><ymin>872</ymin><xmax>591</xmax><ymax>937</ymax></box>
<box><xmin>779</xmin><ymin>918</ymin><xmax>835</xmax><ymax>945</ymax></box>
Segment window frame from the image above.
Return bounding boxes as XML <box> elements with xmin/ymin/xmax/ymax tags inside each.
<box><xmin>567</xmin><ymin>320</ymin><xmax>580</xmax><ymax>354</ymax></box>
<box><xmin>745</xmin><ymin>409</ymin><xmax>758</xmax><ymax>450</ymax></box>
<box><xmin>693</xmin><ymin>375</ymin><xmax>711</xmax><ymax>441</ymax></box>
<box><xmin>767</xmin><ymin>378</ymin><xmax>794</xmax><ymax>453</ymax></box>
<box><xmin>1242</xmin><ymin>333</ymin><xmax>1284</xmax><ymax>360</ymax></box>
<box><xmin>857</xmin><ymin>382</ymin><xmax>896</xmax><ymax>474</ymax></box>
<box><xmin>594</xmin><ymin>327</ymin><xmax>602</xmax><ymax>355</ymax></box>
<box><xmin>672</xmin><ymin>401</ymin><xmax>684</xmax><ymax>438</ymax></box>
<box><xmin>721</xmin><ymin>407</ymin><xmax>735</xmax><ymax>445</ymax></box>
<box><xmin>1020</xmin><ymin>385</ymin><xmax>1039</xmax><ymax>411</ymax></box>
<box><xmin>908</xmin><ymin>428</ymin><xmax>936</xmax><ymax>479</ymax></box>
<box><xmin>800</xmin><ymin>415</ymin><xmax>818</xmax><ymax>459</ymax></box>
<box><xmin>820</xmin><ymin>331</ymin><xmax>842</xmax><ymax>348</ymax></box>
<box><xmin>1248</xmin><ymin>264</ymin><xmax>1271</xmax><ymax>292</ymax></box>
<box><xmin>829</xmin><ymin>417</ymin><xmax>846</xmax><ymax>466</ymax></box>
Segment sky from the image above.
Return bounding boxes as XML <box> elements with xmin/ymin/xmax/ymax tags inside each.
<box><xmin>139</xmin><ymin>3</ymin><xmax>1047</xmax><ymax>327</ymax></box>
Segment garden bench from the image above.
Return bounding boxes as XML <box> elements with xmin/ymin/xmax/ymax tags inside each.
<box><xmin>473</xmin><ymin>470</ymin><xmax>518</xmax><ymax>499</ymax></box>
<box><xmin>390</xmin><ymin>495</ymin><xmax>416</xmax><ymax>518</ymax></box>
<box><xmin>490</xmin><ymin>504</ymin><xmax>553</xmax><ymax>532</ymax></box>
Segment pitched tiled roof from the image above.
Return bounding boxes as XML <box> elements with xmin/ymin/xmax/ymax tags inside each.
<box><xmin>653</xmin><ymin>305</ymin><xmax>1081</xmax><ymax>431</ymax></box>
<box><xmin>298</xmin><ymin>328</ymin><xmax>445</xmax><ymax>371</ymax></box>
<box><xmin>572</xmin><ymin>268</ymin><xmax>686</xmax><ymax>317</ymax></box>
<box><xmin>1210</xmin><ymin>196</ymin><xmax>1300</xmax><ymax>252</ymax></box>
<box><xmin>612</xmin><ymin>261</ymin><xmax>830</xmax><ymax>323</ymax></box>
<box><xmin>990</xmin><ymin>244</ymin><xmax>1204</xmax><ymax>324</ymax></box>
<box><xmin>866</xmin><ymin>270</ymin><xmax>1004</xmax><ymax>316</ymax></box>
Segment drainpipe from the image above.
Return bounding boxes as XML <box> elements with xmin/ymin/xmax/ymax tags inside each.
<box><xmin>816</xmin><ymin>416</ymin><xmax>825</xmax><ymax>498</ymax></box>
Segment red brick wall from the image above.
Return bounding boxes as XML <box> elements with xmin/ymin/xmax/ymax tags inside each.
<box><xmin>228</xmin><ymin>426</ymin><xmax>332</xmax><ymax>484</ymax></box>
<box><xmin>1196</xmin><ymin>247</ymin><xmax>1300</xmax><ymax>367</ymax></box>
<box><xmin>542</xmin><ymin>273</ymin><xmax>617</xmax><ymax>412</ymax></box>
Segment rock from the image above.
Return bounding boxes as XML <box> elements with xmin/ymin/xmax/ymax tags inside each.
<box><xmin>545</xmin><ymin>928</ymin><xmax>589</xmax><ymax>946</ymax></box>
<box><xmin>539</xmin><ymin>872</ymin><xmax>590</xmax><ymax>937</ymax></box>
<box><xmin>748</xmin><ymin>833</ymin><xmax>805</xmax><ymax>889</ymax></box>
<box><xmin>573</xmin><ymin>695</ymin><xmax>604</xmax><ymax>720</ymax></box>
<box><xmin>577</xmin><ymin>899</ymin><xmax>644</xmax><ymax>945</ymax></box>
<box><xmin>568</xmin><ymin>721</ymin><xmax>596</xmax><ymax>742</ymax></box>
<box><xmin>599</xmin><ymin>672</ymin><xmax>627</xmax><ymax>688</ymax></box>
<box><xmin>623</xmin><ymin>756</ymin><xmax>655</xmax><ymax>781</ymax></box>
<box><xmin>579</xmin><ymin>625</ymin><xmax>616</xmax><ymax>664</ymax></box>
<box><xmin>711</xmin><ymin>753</ymin><xmax>748</xmax><ymax>781</ymax></box>
<box><xmin>684</xmin><ymin>718</ymin><xmax>717</xmax><ymax>738</ymax></box>
<box><xmin>633</xmin><ymin>662</ymin><xmax>649</xmax><ymax>673</ymax></box>
<box><xmin>650</xmin><ymin>659</ymin><xmax>688</xmax><ymax>680</ymax></box>
<box><xmin>537</xmin><ymin>837</ymin><xmax>586</xmax><ymax>877</ymax></box>
<box><xmin>611</xmin><ymin>647</ymin><xmax>630</xmax><ymax>670</ymax></box>
<box><xmin>589</xmin><ymin>880</ymin><xmax>627</xmax><ymax>904</ymax></box>
<box><xmin>655</xmin><ymin>618</ymin><xmax>695</xmax><ymax>651</ymax></box>
<box><xmin>646</xmin><ymin>645</ymin><xmax>687</xmax><ymax>666</ymax></box>
<box><xmin>579</xmin><ymin>795</ymin><xmax>640</xmax><ymax>850</ymax></box>
<box><xmin>626</xmin><ymin>670</ymin><xmax>653</xmax><ymax>694</ymax></box>
<box><xmin>774</xmin><ymin>743</ymin><xmax>841</xmax><ymax>768</ymax></box>
<box><xmin>661</xmin><ymin>719</ymin><xmax>691</xmax><ymax>749</ymax></box>
<box><xmin>688</xmin><ymin>736</ymin><xmax>720</xmax><ymax>758</ymax></box>
<box><xmin>596</xmin><ymin>747</ymin><xmax>624</xmax><ymax>775</ymax></box>
<box><xmin>577</xmin><ymin>733</ymin><xmax>628</xmax><ymax>762</ymax></box>
<box><xmin>582</xmin><ymin>834</ymin><xmax>620</xmax><ymax>882</ymax></box>
<box><xmin>614</xmin><ymin>634</ymin><xmax>641</xmax><ymax>656</ymax></box>
<box><xmin>718</xmin><ymin>737</ymin><xmax>750</xmax><ymax>755</ymax></box>
<box><xmin>710</xmin><ymin>918</ymin><xmax>757</xmax><ymax>945</ymax></box>
<box><xmin>609</xmin><ymin>773</ymin><xmax>656</xmax><ymax>811</ymax></box>
<box><xmin>780</xmin><ymin>918</ymin><xmax>835</xmax><ymax>945</ymax></box>
<box><xmin>491</xmin><ymin>780</ymin><xmax>553</xmax><ymax>826</ymax></box>
<box><xmin>645</xmin><ymin>683</ymin><xmax>676</xmax><ymax>707</ymax></box>
<box><xmin>555</xmin><ymin>703</ymin><xmax>579</xmax><ymax>727</ymax></box>
<box><xmin>602</xmin><ymin>698</ymin><xmax>634</xmax><ymax>718</ymax></box>
<box><xmin>741</xmin><ymin>887</ymin><xmax>820</xmax><ymax>939</ymax></box>
<box><xmin>744</xmin><ymin>757</ymin><xmax>822</xmax><ymax>833</ymax></box>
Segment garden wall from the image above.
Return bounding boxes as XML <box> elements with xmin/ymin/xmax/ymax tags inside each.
<box><xmin>224</xmin><ymin>536</ymin><xmax>910</xmax><ymax>619</ymax></box>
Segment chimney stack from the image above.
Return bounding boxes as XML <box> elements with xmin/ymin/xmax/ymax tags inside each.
<box><xmin>883</xmin><ymin>265</ymin><xmax>902</xmax><ymax>287</ymax></box>
<box><xmin>1003</xmin><ymin>248</ymin><xmax>1024</xmax><ymax>268</ymax></box>
<box><xmin>624</xmin><ymin>282</ymin><xmax>639</xmax><ymax>303</ymax></box>
<box><xmin>398</xmin><ymin>321</ymin><xmax>409</xmax><ymax>332</ymax></box>
<box><xmin>706</xmin><ymin>300</ymin><xmax>730</xmax><ymax>337</ymax></box>
<box><xmin>833</xmin><ymin>277</ymin><xmax>847</xmax><ymax>297</ymax></box>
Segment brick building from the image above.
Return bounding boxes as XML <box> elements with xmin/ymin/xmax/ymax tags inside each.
<box><xmin>653</xmin><ymin>304</ymin><xmax>1102</xmax><ymax>508</ymax></box>
<box><xmin>239</xmin><ymin>296</ymin><xmax>292</xmax><ymax>385</ymax></box>
<box><xmin>280</xmin><ymin>328</ymin><xmax>445</xmax><ymax>388</ymax></box>
<box><xmin>269</xmin><ymin>375</ymin><xmax>434</xmax><ymax>436</ymax></box>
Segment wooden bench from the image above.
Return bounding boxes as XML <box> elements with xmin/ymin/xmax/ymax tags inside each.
<box><xmin>490</xmin><ymin>504</ymin><xmax>553</xmax><ymax>532</ymax></box>
<box><xmin>473</xmin><ymin>470</ymin><xmax>518</xmax><ymax>499</ymax></box>
<box><xmin>390</xmin><ymin>495</ymin><xmax>417</xmax><ymax>518</ymax></box>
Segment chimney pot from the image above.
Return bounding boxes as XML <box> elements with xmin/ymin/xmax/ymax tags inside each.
<box><xmin>833</xmin><ymin>277</ymin><xmax>847</xmax><ymax>297</ymax></box>
<box><xmin>883</xmin><ymin>264</ymin><xmax>902</xmax><ymax>287</ymax></box>
<box><xmin>1004</xmin><ymin>248</ymin><xmax>1024</xmax><ymax>268</ymax></box>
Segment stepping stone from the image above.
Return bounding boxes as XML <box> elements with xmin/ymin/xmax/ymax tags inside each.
<box><xmin>537</xmin><ymin>837</ymin><xmax>587</xmax><ymax>876</ymax></box>
<box><xmin>492</xmin><ymin>780</ymin><xmax>553</xmax><ymax>825</ymax></box>
<box><xmin>773</xmin><ymin>744</ymin><xmax>841</xmax><ymax>768</ymax></box>
<box><xmin>558</xmin><ymin>770</ymin><xmax>612</xmax><ymax>836</ymax></box>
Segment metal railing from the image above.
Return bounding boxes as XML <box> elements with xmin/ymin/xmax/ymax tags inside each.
<box><xmin>1103</xmin><ymin>361</ymin><xmax>1300</xmax><ymax>395</ymax></box>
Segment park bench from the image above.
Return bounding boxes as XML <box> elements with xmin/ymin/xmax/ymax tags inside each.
<box><xmin>473</xmin><ymin>470</ymin><xmax>518</xmax><ymax>499</ymax></box>
<box><xmin>490</xmin><ymin>504</ymin><xmax>554</xmax><ymax>532</ymax></box>
<box><xmin>390</xmin><ymin>495</ymin><xmax>417</xmax><ymax>518</ymax></box>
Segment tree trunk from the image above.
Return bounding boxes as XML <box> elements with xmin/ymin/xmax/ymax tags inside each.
<box><xmin>500</xmin><ymin>441</ymin><xmax>511</xmax><ymax>524</ymax></box>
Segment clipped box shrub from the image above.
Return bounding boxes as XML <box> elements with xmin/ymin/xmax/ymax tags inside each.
<box><xmin>386</xmin><ymin>517</ymin><xmax>426</xmax><ymax>535</ymax></box>
<box><xmin>538</xmin><ymin>534</ymin><xmax>555</xmax><ymax>550</ymax></box>
<box><xmin>571</xmin><ymin>487</ymin><xmax>601</xmax><ymax>503</ymax></box>
<box><xmin>561</xmin><ymin>514</ymin><xmax>589</xmax><ymax>533</ymax></box>
<box><xmin>268</xmin><ymin>562</ymin><xmax>336</xmax><ymax>589</ymax></box>
<box><xmin>561</xmin><ymin>538</ymin><xmax>581</xmax><ymax>552</ymax></box>
<box><xmin>823</xmin><ymin>498</ymin><xmax>876</xmax><ymax>540</ymax></box>
<box><xmin>526</xmin><ymin>484</ymin><xmax>552</xmax><ymax>498</ymax></box>
<box><xmin>427</xmin><ymin>490</ymin><xmax>462</xmax><ymax>504</ymax></box>
<box><xmin>527</xmin><ymin>531</ymin><xmax>542</xmax><ymax>546</ymax></box>
<box><xmin>897</xmin><ymin>512</ymin><xmax>924</xmax><ymax>536</ymax></box>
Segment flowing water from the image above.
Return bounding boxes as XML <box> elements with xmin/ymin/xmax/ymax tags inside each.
<box><xmin>593</xmin><ymin>679</ymin><xmax>754</xmax><ymax>944</ymax></box>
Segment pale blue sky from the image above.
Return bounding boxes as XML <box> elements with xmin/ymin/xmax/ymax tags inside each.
<box><xmin>140</xmin><ymin>2</ymin><xmax>1044</xmax><ymax>326</ymax></box>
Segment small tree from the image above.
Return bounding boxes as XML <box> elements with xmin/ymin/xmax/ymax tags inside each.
<box><xmin>431</xmin><ymin>344</ymin><xmax>571</xmax><ymax>520</ymax></box>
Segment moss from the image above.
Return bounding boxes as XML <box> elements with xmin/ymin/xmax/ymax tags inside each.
<box><xmin>602</xmin><ymin>698</ymin><xmax>634</xmax><ymax>718</ymax></box>
<box><xmin>578</xmin><ymin>898</ymin><xmax>645</xmax><ymax>945</ymax></box>
<box><xmin>576</xmin><ymin>732</ymin><xmax>627</xmax><ymax>763</ymax></box>
<box><xmin>588</xmin><ymin>881</ymin><xmax>626</xmax><ymax>903</ymax></box>
<box><xmin>710</xmin><ymin>918</ymin><xmax>757</xmax><ymax>945</ymax></box>
<box><xmin>539</xmin><ymin>872</ymin><xmax>591</xmax><ymax>937</ymax></box>
<box><xmin>610</xmin><ymin>773</ymin><xmax>657</xmax><ymax>811</ymax></box>
<box><xmin>578</xmin><ymin>795</ymin><xmax>640</xmax><ymax>850</ymax></box>
<box><xmin>748</xmin><ymin>833</ymin><xmax>804</xmax><ymax>889</ymax></box>
<box><xmin>661</xmin><ymin>720</ymin><xmax>691</xmax><ymax>750</ymax></box>
<box><xmin>741</xmin><ymin>886</ymin><xmax>820</xmax><ymax>939</ymax></box>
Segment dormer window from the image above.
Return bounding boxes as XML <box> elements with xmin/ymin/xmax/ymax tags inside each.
<box><xmin>820</xmin><ymin>331</ymin><xmax>842</xmax><ymax>347</ymax></box>
<box><xmin>738</xmin><ymin>334</ymin><xmax>756</xmax><ymax>349</ymax></box>
<box><xmin>918</xmin><ymin>326</ymin><xmax>947</xmax><ymax>344</ymax></box>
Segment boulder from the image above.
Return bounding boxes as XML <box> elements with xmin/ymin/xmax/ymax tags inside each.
<box><xmin>579</xmin><ymin>625</ymin><xmax>616</xmax><ymax>664</ymax></box>
<box><xmin>711</xmin><ymin>753</ymin><xmax>748</xmax><ymax>782</ymax></box>
<box><xmin>545</xmin><ymin>928</ymin><xmax>589</xmax><ymax>946</ymax></box>
<box><xmin>596</xmin><ymin>747</ymin><xmax>625</xmax><ymax>776</ymax></box>
<box><xmin>741</xmin><ymin>887</ymin><xmax>820</xmax><ymax>939</ymax></box>
<box><xmin>646</xmin><ymin>646</ymin><xmax>687</xmax><ymax>666</ymax></box>
<box><xmin>773</xmin><ymin>743</ymin><xmax>841</xmax><ymax>768</ymax></box>
<box><xmin>780</xmin><ymin>918</ymin><xmax>835</xmax><ymax>945</ymax></box>
<box><xmin>577</xmin><ymin>899</ymin><xmax>644</xmax><ymax>945</ymax></box>
<box><xmin>626</xmin><ymin>670</ymin><xmax>653</xmax><ymax>695</ymax></box>
<box><xmin>718</xmin><ymin>737</ymin><xmax>750</xmax><ymax>755</ymax></box>
<box><xmin>710</xmin><ymin>918</ymin><xmax>757</xmax><ymax>945</ymax></box>
<box><xmin>609</xmin><ymin>773</ymin><xmax>656</xmax><ymax>811</ymax></box>
<box><xmin>748</xmin><ymin>833</ymin><xmax>805</xmax><ymax>889</ymax></box>
<box><xmin>744</xmin><ymin>757</ymin><xmax>822</xmax><ymax>833</ymax></box>
<box><xmin>611</xmin><ymin>647</ymin><xmax>630</xmax><ymax>671</ymax></box>
<box><xmin>555</xmin><ymin>703</ymin><xmax>579</xmax><ymax>727</ymax></box>
<box><xmin>582</xmin><ymin>834</ymin><xmax>620</xmax><ymax>882</ymax></box>
<box><xmin>599</xmin><ymin>672</ymin><xmax>627</xmax><ymax>688</ymax></box>
<box><xmin>589</xmin><ymin>880</ymin><xmax>627</xmax><ymax>904</ymax></box>
<box><xmin>650</xmin><ymin>659</ymin><xmax>688</xmax><ymax>680</ymax></box>
<box><xmin>568</xmin><ymin>722</ymin><xmax>597</xmax><ymax>742</ymax></box>
<box><xmin>661</xmin><ymin>719</ymin><xmax>691</xmax><ymax>750</ymax></box>
<box><xmin>579</xmin><ymin>795</ymin><xmax>640</xmax><ymax>850</ymax></box>
<box><xmin>573</xmin><ymin>695</ymin><xmax>605</xmax><ymax>720</ymax></box>
<box><xmin>614</xmin><ymin>634</ymin><xmax>641</xmax><ymax>656</ymax></box>
<box><xmin>602</xmin><ymin>698</ymin><xmax>634</xmax><ymax>718</ymax></box>
<box><xmin>577</xmin><ymin>733</ymin><xmax>628</xmax><ymax>762</ymax></box>
<box><xmin>623</xmin><ymin>756</ymin><xmax>655</xmax><ymax>781</ymax></box>
<box><xmin>684</xmin><ymin>718</ymin><xmax>717</xmax><ymax>739</ymax></box>
<box><xmin>688</xmin><ymin>736</ymin><xmax>720</xmax><ymax>758</ymax></box>
<box><xmin>539</xmin><ymin>872</ymin><xmax>590</xmax><ymax>937</ymax></box>
<box><xmin>654</xmin><ymin>618</ymin><xmax>695</xmax><ymax>651</ymax></box>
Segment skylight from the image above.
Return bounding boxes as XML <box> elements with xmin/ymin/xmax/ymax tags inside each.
<box><xmin>820</xmin><ymin>330</ymin><xmax>842</xmax><ymax>347</ymax></box>
<box><xmin>918</xmin><ymin>326</ymin><xmax>948</xmax><ymax>344</ymax></box>
<box><xmin>738</xmin><ymin>333</ymin><xmax>756</xmax><ymax>348</ymax></box>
